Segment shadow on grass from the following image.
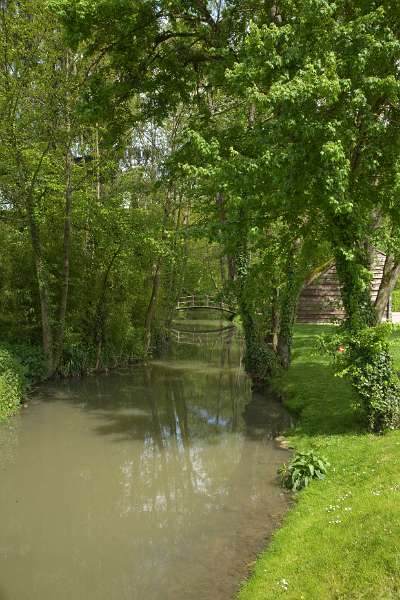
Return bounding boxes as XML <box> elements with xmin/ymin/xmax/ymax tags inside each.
<box><xmin>278</xmin><ymin>352</ymin><xmax>365</xmax><ymax>435</ymax></box>
<box><xmin>280</xmin><ymin>325</ymin><xmax>366</xmax><ymax>436</ymax></box>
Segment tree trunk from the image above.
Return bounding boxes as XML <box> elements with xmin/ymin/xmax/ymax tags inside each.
<box><xmin>277</xmin><ymin>249</ymin><xmax>302</xmax><ymax>369</ymax></box>
<box><xmin>375</xmin><ymin>254</ymin><xmax>400</xmax><ymax>322</ymax></box>
<box><xmin>93</xmin><ymin>247</ymin><xmax>122</xmax><ymax>369</ymax></box>
<box><xmin>216</xmin><ymin>191</ymin><xmax>236</xmax><ymax>281</ymax></box>
<box><xmin>26</xmin><ymin>197</ymin><xmax>54</xmax><ymax>374</ymax></box>
<box><xmin>54</xmin><ymin>150</ymin><xmax>73</xmax><ymax>370</ymax></box>
<box><xmin>144</xmin><ymin>260</ymin><xmax>162</xmax><ymax>354</ymax></box>
<box><xmin>95</xmin><ymin>124</ymin><xmax>101</xmax><ymax>201</ymax></box>
<box><xmin>335</xmin><ymin>247</ymin><xmax>377</xmax><ymax>330</ymax></box>
<box><xmin>164</xmin><ymin>202</ymin><xmax>189</xmax><ymax>329</ymax></box>
<box><xmin>227</xmin><ymin>255</ymin><xmax>236</xmax><ymax>281</ymax></box>
<box><xmin>270</xmin><ymin>288</ymin><xmax>280</xmax><ymax>353</ymax></box>
<box><xmin>277</xmin><ymin>294</ymin><xmax>298</xmax><ymax>369</ymax></box>
<box><xmin>219</xmin><ymin>255</ymin><xmax>226</xmax><ymax>284</ymax></box>
<box><xmin>234</xmin><ymin>217</ymin><xmax>263</xmax><ymax>379</ymax></box>
<box><xmin>143</xmin><ymin>188</ymin><xmax>173</xmax><ymax>354</ymax></box>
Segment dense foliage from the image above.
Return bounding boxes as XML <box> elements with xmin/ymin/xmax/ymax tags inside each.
<box><xmin>1</xmin><ymin>0</ymin><xmax>400</xmax><ymax>425</ymax></box>
<box><xmin>0</xmin><ymin>347</ymin><xmax>27</xmax><ymax>421</ymax></box>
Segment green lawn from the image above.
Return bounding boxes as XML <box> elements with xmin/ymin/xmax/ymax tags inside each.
<box><xmin>238</xmin><ymin>325</ymin><xmax>400</xmax><ymax>600</ymax></box>
<box><xmin>392</xmin><ymin>289</ymin><xmax>400</xmax><ymax>313</ymax></box>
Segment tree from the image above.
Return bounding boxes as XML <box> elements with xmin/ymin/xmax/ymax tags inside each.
<box><xmin>224</xmin><ymin>0</ymin><xmax>400</xmax><ymax>330</ymax></box>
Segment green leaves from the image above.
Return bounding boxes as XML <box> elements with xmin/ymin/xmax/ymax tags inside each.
<box><xmin>0</xmin><ymin>347</ymin><xmax>28</xmax><ymax>421</ymax></box>
<box><xmin>279</xmin><ymin>450</ymin><xmax>330</xmax><ymax>492</ymax></box>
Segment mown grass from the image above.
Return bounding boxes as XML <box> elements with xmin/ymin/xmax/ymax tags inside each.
<box><xmin>237</xmin><ymin>325</ymin><xmax>400</xmax><ymax>600</ymax></box>
<box><xmin>392</xmin><ymin>288</ymin><xmax>400</xmax><ymax>312</ymax></box>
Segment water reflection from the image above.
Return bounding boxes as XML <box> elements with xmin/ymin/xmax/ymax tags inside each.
<box><xmin>0</xmin><ymin>320</ymin><xmax>290</xmax><ymax>600</ymax></box>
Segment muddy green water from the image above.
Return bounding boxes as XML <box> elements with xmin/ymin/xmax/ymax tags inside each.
<box><xmin>0</xmin><ymin>321</ymin><xmax>291</xmax><ymax>600</ymax></box>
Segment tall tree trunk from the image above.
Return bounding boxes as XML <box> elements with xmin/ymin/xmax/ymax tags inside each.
<box><xmin>164</xmin><ymin>201</ymin><xmax>189</xmax><ymax>329</ymax></box>
<box><xmin>270</xmin><ymin>287</ymin><xmax>280</xmax><ymax>353</ymax></box>
<box><xmin>227</xmin><ymin>255</ymin><xmax>236</xmax><ymax>281</ymax></box>
<box><xmin>234</xmin><ymin>216</ymin><xmax>260</xmax><ymax>378</ymax></box>
<box><xmin>54</xmin><ymin>149</ymin><xmax>73</xmax><ymax>370</ymax></box>
<box><xmin>143</xmin><ymin>189</ymin><xmax>173</xmax><ymax>354</ymax></box>
<box><xmin>216</xmin><ymin>191</ymin><xmax>236</xmax><ymax>281</ymax></box>
<box><xmin>277</xmin><ymin>245</ymin><xmax>302</xmax><ymax>369</ymax></box>
<box><xmin>335</xmin><ymin>247</ymin><xmax>377</xmax><ymax>330</ymax></box>
<box><xmin>93</xmin><ymin>247</ymin><xmax>121</xmax><ymax>369</ymax></box>
<box><xmin>26</xmin><ymin>197</ymin><xmax>54</xmax><ymax>374</ymax></box>
<box><xmin>219</xmin><ymin>255</ymin><xmax>226</xmax><ymax>284</ymax></box>
<box><xmin>54</xmin><ymin>50</ymin><xmax>75</xmax><ymax>373</ymax></box>
<box><xmin>236</xmin><ymin>248</ymin><xmax>257</xmax><ymax>367</ymax></box>
<box><xmin>375</xmin><ymin>254</ymin><xmax>400</xmax><ymax>322</ymax></box>
<box><xmin>277</xmin><ymin>290</ymin><xmax>299</xmax><ymax>369</ymax></box>
<box><xmin>95</xmin><ymin>124</ymin><xmax>101</xmax><ymax>201</ymax></box>
<box><xmin>144</xmin><ymin>260</ymin><xmax>162</xmax><ymax>354</ymax></box>
<box><xmin>331</xmin><ymin>214</ymin><xmax>377</xmax><ymax>330</ymax></box>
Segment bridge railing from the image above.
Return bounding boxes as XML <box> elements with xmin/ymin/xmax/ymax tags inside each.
<box><xmin>176</xmin><ymin>295</ymin><xmax>233</xmax><ymax>312</ymax></box>
<box><xmin>169</xmin><ymin>327</ymin><xmax>236</xmax><ymax>345</ymax></box>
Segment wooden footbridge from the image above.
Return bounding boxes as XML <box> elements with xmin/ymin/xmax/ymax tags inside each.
<box><xmin>175</xmin><ymin>295</ymin><xmax>235</xmax><ymax>317</ymax></box>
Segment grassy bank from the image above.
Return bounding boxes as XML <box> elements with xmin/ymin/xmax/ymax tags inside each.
<box><xmin>238</xmin><ymin>325</ymin><xmax>400</xmax><ymax>600</ymax></box>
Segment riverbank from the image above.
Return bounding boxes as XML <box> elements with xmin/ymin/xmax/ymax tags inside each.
<box><xmin>238</xmin><ymin>324</ymin><xmax>400</xmax><ymax>600</ymax></box>
<box><xmin>0</xmin><ymin>341</ymin><xmax>146</xmax><ymax>422</ymax></box>
<box><xmin>0</xmin><ymin>343</ymin><xmax>48</xmax><ymax>421</ymax></box>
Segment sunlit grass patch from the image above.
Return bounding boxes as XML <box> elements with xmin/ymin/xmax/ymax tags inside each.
<box><xmin>237</xmin><ymin>325</ymin><xmax>400</xmax><ymax>600</ymax></box>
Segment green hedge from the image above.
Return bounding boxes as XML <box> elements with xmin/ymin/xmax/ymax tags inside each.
<box><xmin>0</xmin><ymin>347</ymin><xmax>27</xmax><ymax>421</ymax></box>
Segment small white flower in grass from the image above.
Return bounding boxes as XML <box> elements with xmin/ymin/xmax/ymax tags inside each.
<box><xmin>372</xmin><ymin>490</ymin><xmax>381</xmax><ymax>496</ymax></box>
<box><xmin>337</xmin><ymin>491</ymin><xmax>352</xmax><ymax>501</ymax></box>
<box><xmin>344</xmin><ymin>507</ymin><xmax>352</xmax><ymax>512</ymax></box>
<box><xmin>278</xmin><ymin>579</ymin><xmax>289</xmax><ymax>591</ymax></box>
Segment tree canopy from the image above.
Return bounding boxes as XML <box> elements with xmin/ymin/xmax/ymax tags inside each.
<box><xmin>1</xmin><ymin>0</ymin><xmax>400</xmax><ymax>386</ymax></box>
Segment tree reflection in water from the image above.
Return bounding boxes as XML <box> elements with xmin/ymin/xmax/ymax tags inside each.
<box><xmin>0</xmin><ymin>319</ymin><xmax>291</xmax><ymax>600</ymax></box>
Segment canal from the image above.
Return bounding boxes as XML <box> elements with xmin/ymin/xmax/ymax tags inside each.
<box><xmin>0</xmin><ymin>320</ymin><xmax>290</xmax><ymax>600</ymax></box>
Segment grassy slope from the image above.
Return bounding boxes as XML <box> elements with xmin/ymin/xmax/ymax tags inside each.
<box><xmin>238</xmin><ymin>325</ymin><xmax>400</xmax><ymax>600</ymax></box>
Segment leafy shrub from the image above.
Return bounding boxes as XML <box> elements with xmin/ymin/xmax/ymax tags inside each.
<box><xmin>4</xmin><ymin>343</ymin><xmax>46</xmax><ymax>382</ymax></box>
<box><xmin>244</xmin><ymin>340</ymin><xmax>278</xmax><ymax>384</ymax></box>
<box><xmin>124</xmin><ymin>325</ymin><xmax>145</xmax><ymax>359</ymax></box>
<box><xmin>0</xmin><ymin>346</ymin><xmax>27</xmax><ymax>421</ymax></box>
<box><xmin>279</xmin><ymin>450</ymin><xmax>329</xmax><ymax>492</ymax></box>
<box><xmin>59</xmin><ymin>330</ymin><xmax>145</xmax><ymax>377</ymax></box>
<box><xmin>60</xmin><ymin>343</ymin><xmax>95</xmax><ymax>377</ymax></box>
<box><xmin>318</xmin><ymin>325</ymin><xmax>400</xmax><ymax>433</ymax></box>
